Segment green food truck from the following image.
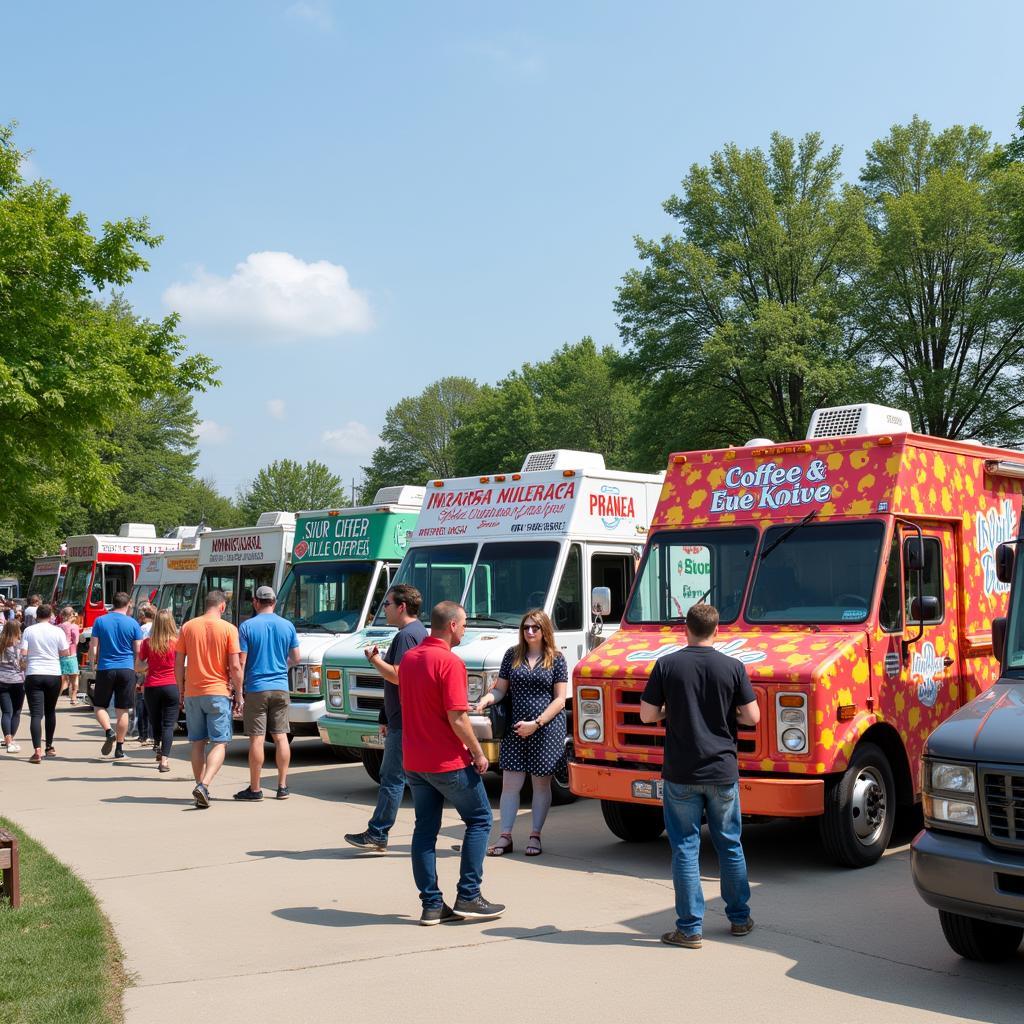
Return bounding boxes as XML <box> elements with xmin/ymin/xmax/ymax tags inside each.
<box><xmin>275</xmin><ymin>487</ymin><xmax>423</xmax><ymax>737</ymax></box>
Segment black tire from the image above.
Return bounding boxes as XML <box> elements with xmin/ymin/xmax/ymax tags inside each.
<box><xmin>361</xmin><ymin>747</ymin><xmax>384</xmax><ymax>784</ymax></box>
<box><xmin>551</xmin><ymin>738</ymin><xmax>577</xmax><ymax>806</ymax></box>
<box><xmin>939</xmin><ymin>911</ymin><xmax>1024</xmax><ymax>962</ymax></box>
<box><xmin>819</xmin><ymin>742</ymin><xmax>895</xmax><ymax>868</ymax></box>
<box><xmin>601</xmin><ymin>799</ymin><xmax>665</xmax><ymax>842</ymax></box>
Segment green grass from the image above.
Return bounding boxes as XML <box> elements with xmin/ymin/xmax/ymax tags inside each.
<box><xmin>0</xmin><ymin>818</ymin><xmax>125</xmax><ymax>1024</ymax></box>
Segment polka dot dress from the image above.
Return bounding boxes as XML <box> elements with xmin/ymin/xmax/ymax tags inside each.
<box><xmin>497</xmin><ymin>647</ymin><xmax>567</xmax><ymax>776</ymax></box>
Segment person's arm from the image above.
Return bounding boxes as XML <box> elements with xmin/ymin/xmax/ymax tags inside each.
<box><xmin>734</xmin><ymin>668</ymin><xmax>760</xmax><ymax>726</ymax></box>
<box><xmin>474</xmin><ymin>677</ymin><xmax>509</xmax><ymax>712</ymax></box>
<box><xmin>639</xmin><ymin>700</ymin><xmax>666</xmax><ymax>723</ymax></box>
<box><xmin>447</xmin><ymin>710</ymin><xmax>488</xmax><ymax>774</ymax></box>
<box><xmin>368</xmin><ymin>652</ymin><xmax>398</xmax><ymax>685</ymax></box>
<box><xmin>88</xmin><ymin>636</ymin><xmax>99</xmax><ymax>667</ymax></box>
<box><xmin>238</xmin><ymin>651</ymin><xmax>248</xmax><ymax>672</ymax></box>
<box><xmin>227</xmin><ymin>652</ymin><xmax>242</xmax><ymax>704</ymax></box>
<box><xmin>174</xmin><ymin>649</ymin><xmax>186</xmax><ymax>695</ymax></box>
<box><xmin>639</xmin><ymin>661</ymin><xmax>666</xmax><ymax>723</ymax></box>
<box><xmin>736</xmin><ymin>699</ymin><xmax>760</xmax><ymax>726</ymax></box>
<box><xmin>288</xmin><ymin>646</ymin><xmax>300</xmax><ymax>667</ymax></box>
<box><xmin>514</xmin><ymin>680</ymin><xmax>567</xmax><ymax>736</ymax></box>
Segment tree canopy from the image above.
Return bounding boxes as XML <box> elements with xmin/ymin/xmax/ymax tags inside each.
<box><xmin>238</xmin><ymin>459</ymin><xmax>347</xmax><ymax>521</ymax></box>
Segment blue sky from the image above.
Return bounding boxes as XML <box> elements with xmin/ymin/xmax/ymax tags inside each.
<box><xmin>4</xmin><ymin>1</ymin><xmax>1022</xmax><ymax>501</ymax></box>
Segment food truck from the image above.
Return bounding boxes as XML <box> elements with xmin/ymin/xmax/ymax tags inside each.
<box><xmin>25</xmin><ymin>554</ymin><xmax>65</xmax><ymax>605</ymax></box>
<box><xmin>129</xmin><ymin>554</ymin><xmax>165</xmax><ymax>612</ymax></box>
<box><xmin>154</xmin><ymin>549</ymin><xmax>203</xmax><ymax>626</ymax></box>
<box><xmin>317</xmin><ymin>451</ymin><xmax>664</xmax><ymax>792</ymax></box>
<box><xmin>275</xmin><ymin>488</ymin><xmax>423</xmax><ymax>736</ymax></box>
<box><xmin>568</xmin><ymin>404</ymin><xmax>1024</xmax><ymax>866</ymax></box>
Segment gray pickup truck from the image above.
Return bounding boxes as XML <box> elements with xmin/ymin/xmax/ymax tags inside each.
<box><xmin>911</xmin><ymin>542</ymin><xmax>1024</xmax><ymax>962</ymax></box>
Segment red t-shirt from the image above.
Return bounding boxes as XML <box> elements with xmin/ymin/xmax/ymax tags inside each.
<box><xmin>139</xmin><ymin>638</ymin><xmax>178</xmax><ymax>688</ymax></box>
<box><xmin>399</xmin><ymin>636</ymin><xmax>471</xmax><ymax>773</ymax></box>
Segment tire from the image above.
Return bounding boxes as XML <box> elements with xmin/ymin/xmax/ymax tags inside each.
<box><xmin>551</xmin><ymin>738</ymin><xmax>578</xmax><ymax>806</ymax></box>
<box><xmin>819</xmin><ymin>742</ymin><xmax>895</xmax><ymax>868</ymax></box>
<box><xmin>939</xmin><ymin>911</ymin><xmax>1024</xmax><ymax>962</ymax></box>
<box><xmin>328</xmin><ymin>744</ymin><xmax>356</xmax><ymax>762</ymax></box>
<box><xmin>361</xmin><ymin>747</ymin><xmax>384</xmax><ymax>784</ymax></box>
<box><xmin>600</xmin><ymin>799</ymin><xmax>665</xmax><ymax>842</ymax></box>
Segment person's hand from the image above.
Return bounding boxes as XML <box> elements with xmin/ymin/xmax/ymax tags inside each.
<box><xmin>380</xmin><ymin>724</ymin><xmax>388</xmax><ymax>738</ymax></box>
<box><xmin>135</xmin><ymin>682</ymin><xmax>144</xmax><ymax>693</ymax></box>
<box><xmin>514</xmin><ymin>719</ymin><xmax>539</xmax><ymax>738</ymax></box>
<box><xmin>473</xmin><ymin>752</ymin><xmax>489</xmax><ymax>775</ymax></box>
<box><xmin>473</xmin><ymin>693</ymin><xmax>494</xmax><ymax>714</ymax></box>
<box><xmin>363</xmin><ymin>645</ymin><xmax>379</xmax><ymax>662</ymax></box>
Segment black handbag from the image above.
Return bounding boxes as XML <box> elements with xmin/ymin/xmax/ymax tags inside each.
<box><xmin>486</xmin><ymin>694</ymin><xmax>511</xmax><ymax>741</ymax></box>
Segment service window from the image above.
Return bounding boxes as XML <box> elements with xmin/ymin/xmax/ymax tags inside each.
<box><xmin>553</xmin><ymin>544</ymin><xmax>583</xmax><ymax>630</ymax></box>
<box><xmin>592</xmin><ymin>552</ymin><xmax>637</xmax><ymax>623</ymax></box>
<box><xmin>904</xmin><ymin>537</ymin><xmax>943</xmax><ymax>624</ymax></box>
<box><xmin>102</xmin><ymin>564</ymin><xmax>135</xmax><ymax>606</ymax></box>
<box><xmin>878</xmin><ymin>536</ymin><xmax>903</xmax><ymax>633</ymax></box>
<box><xmin>199</xmin><ymin>568</ymin><xmax>239</xmax><ymax>624</ymax></box>
<box><xmin>238</xmin><ymin>564</ymin><xmax>275</xmax><ymax>625</ymax></box>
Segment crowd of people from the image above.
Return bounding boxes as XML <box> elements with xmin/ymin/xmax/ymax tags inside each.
<box><xmin>2</xmin><ymin>583</ymin><xmax>759</xmax><ymax>946</ymax></box>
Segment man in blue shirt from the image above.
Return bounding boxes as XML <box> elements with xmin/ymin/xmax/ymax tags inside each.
<box><xmin>235</xmin><ymin>585</ymin><xmax>299</xmax><ymax>801</ymax></box>
<box><xmin>89</xmin><ymin>592</ymin><xmax>144</xmax><ymax>760</ymax></box>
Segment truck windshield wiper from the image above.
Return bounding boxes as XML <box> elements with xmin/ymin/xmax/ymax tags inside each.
<box><xmin>465</xmin><ymin>615</ymin><xmax>503</xmax><ymax>626</ymax></box>
<box><xmin>291</xmin><ymin>619</ymin><xmax>338</xmax><ymax>634</ymax></box>
<box><xmin>759</xmin><ymin>508</ymin><xmax>818</xmax><ymax>562</ymax></box>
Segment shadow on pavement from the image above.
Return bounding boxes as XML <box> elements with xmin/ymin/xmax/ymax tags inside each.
<box><xmin>273</xmin><ymin>906</ymin><xmax>412</xmax><ymax>928</ymax></box>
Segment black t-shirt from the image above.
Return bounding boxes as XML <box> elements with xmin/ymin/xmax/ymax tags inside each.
<box><xmin>380</xmin><ymin>619</ymin><xmax>427</xmax><ymax>729</ymax></box>
<box><xmin>641</xmin><ymin>646</ymin><xmax>756</xmax><ymax>784</ymax></box>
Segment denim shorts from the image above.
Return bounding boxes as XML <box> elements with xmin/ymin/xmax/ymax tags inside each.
<box><xmin>185</xmin><ymin>695</ymin><xmax>233</xmax><ymax>744</ymax></box>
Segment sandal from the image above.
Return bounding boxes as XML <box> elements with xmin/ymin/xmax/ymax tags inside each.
<box><xmin>486</xmin><ymin>833</ymin><xmax>514</xmax><ymax>856</ymax></box>
<box><xmin>29</xmin><ymin>751</ymin><xmax>42</xmax><ymax>764</ymax></box>
<box><xmin>45</xmin><ymin>747</ymin><xmax>57</xmax><ymax>758</ymax></box>
<box><xmin>158</xmin><ymin>762</ymin><xmax>171</xmax><ymax>773</ymax></box>
<box><xmin>525</xmin><ymin>832</ymin><xmax>543</xmax><ymax>857</ymax></box>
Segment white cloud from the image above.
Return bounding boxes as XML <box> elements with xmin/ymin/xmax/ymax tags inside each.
<box><xmin>322</xmin><ymin>421</ymin><xmax>379</xmax><ymax>457</ymax></box>
<box><xmin>195</xmin><ymin>419</ymin><xmax>229</xmax><ymax>444</ymax></box>
<box><xmin>287</xmin><ymin>1</ymin><xmax>333</xmax><ymax>31</ymax></box>
<box><xmin>163</xmin><ymin>251</ymin><xmax>373</xmax><ymax>340</ymax></box>
<box><xmin>267</xmin><ymin>398</ymin><xmax>286</xmax><ymax>421</ymax></box>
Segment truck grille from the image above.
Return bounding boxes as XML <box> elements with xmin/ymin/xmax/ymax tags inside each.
<box><xmin>347</xmin><ymin>672</ymin><xmax>385</xmax><ymax>716</ymax></box>
<box><xmin>982</xmin><ymin>770</ymin><xmax>1024</xmax><ymax>847</ymax></box>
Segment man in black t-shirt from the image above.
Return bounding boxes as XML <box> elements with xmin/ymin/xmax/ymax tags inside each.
<box><xmin>640</xmin><ymin>603</ymin><xmax>760</xmax><ymax>949</ymax></box>
<box><xmin>344</xmin><ymin>584</ymin><xmax>427</xmax><ymax>853</ymax></box>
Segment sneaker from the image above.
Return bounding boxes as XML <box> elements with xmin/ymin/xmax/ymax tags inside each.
<box><xmin>730</xmin><ymin>918</ymin><xmax>754</xmax><ymax>937</ymax></box>
<box><xmin>451</xmin><ymin>894</ymin><xmax>505</xmax><ymax>921</ymax></box>
<box><xmin>343</xmin><ymin>831</ymin><xmax>387</xmax><ymax>853</ymax></box>
<box><xmin>192</xmin><ymin>783</ymin><xmax>211</xmax><ymax>809</ymax></box>
<box><xmin>419</xmin><ymin>903</ymin><xmax>464</xmax><ymax>926</ymax></box>
<box><xmin>233</xmin><ymin>787</ymin><xmax>264</xmax><ymax>802</ymax></box>
<box><xmin>113</xmin><ymin>745</ymin><xmax>126</xmax><ymax>760</ymax></box>
<box><xmin>101</xmin><ymin>732</ymin><xmax>115</xmax><ymax>756</ymax></box>
<box><xmin>6</xmin><ymin>743</ymin><xmax>20</xmax><ymax>753</ymax></box>
<box><xmin>661</xmin><ymin>930</ymin><xmax>702</xmax><ymax>949</ymax></box>
<box><xmin>276</xmin><ymin>786</ymin><xmax>290</xmax><ymax>800</ymax></box>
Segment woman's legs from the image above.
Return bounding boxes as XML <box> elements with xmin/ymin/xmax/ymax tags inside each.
<box><xmin>42</xmin><ymin>676</ymin><xmax>60</xmax><ymax>748</ymax></box>
<box><xmin>498</xmin><ymin>770</ymin><xmax>527</xmax><ymax>833</ymax></box>
<box><xmin>145</xmin><ymin>685</ymin><xmax>177</xmax><ymax>760</ymax></box>
<box><xmin>25</xmin><ymin>677</ymin><xmax>44</xmax><ymax>751</ymax></box>
<box><xmin>530</xmin><ymin>774</ymin><xmax>553</xmax><ymax>833</ymax></box>
<box><xmin>68</xmin><ymin>672</ymin><xmax>79</xmax><ymax>702</ymax></box>
<box><xmin>2</xmin><ymin>685</ymin><xmax>25</xmax><ymax>741</ymax></box>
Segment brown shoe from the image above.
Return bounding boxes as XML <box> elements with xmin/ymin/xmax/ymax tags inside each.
<box><xmin>661</xmin><ymin>930</ymin><xmax>702</xmax><ymax>949</ymax></box>
<box><xmin>29</xmin><ymin>751</ymin><xmax>42</xmax><ymax>764</ymax></box>
<box><xmin>730</xmin><ymin>918</ymin><xmax>754</xmax><ymax>936</ymax></box>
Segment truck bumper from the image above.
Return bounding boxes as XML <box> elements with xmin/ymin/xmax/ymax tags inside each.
<box><xmin>568</xmin><ymin>762</ymin><xmax>825</xmax><ymax>816</ymax></box>
<box><xmin>287</xmin><ymin>698</ymin><xmax>325</xmax><ymax>734</ymax></box>
<box><xmin>912</xmin><ymin>828</ymin><xmax>1024</xmax><ymax>928</ymax></box>
<box><xmin>316</xmin><ymin>716</ymin><xmax>499</xmax><ymax>763</ymax></box>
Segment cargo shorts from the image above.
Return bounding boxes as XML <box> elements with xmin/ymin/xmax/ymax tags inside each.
<box><xmin>242</xmin><ymin>689</ymin><xmax>290</xmax><ymax>737</ymax></box>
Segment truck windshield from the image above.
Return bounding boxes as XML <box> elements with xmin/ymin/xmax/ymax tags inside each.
<box><xmin>27</xmin><ymin>572</ymin><xmax>57</xmax><ymax>602</ymax></box>
<box><xmin>464</xmin><ymin>541</ymin><xmax>560</xmax><ymax>627</ymax></box>
<box><xmin>747</xmin><ymin>521</ymin><xmax>885</xmax><ymax>624</ymax></box>
<box><xmin>278</xmin><ymin>561</ymin><xmax>377</xmax><ymax>634</ymax></box>
<box><xmin>376</xmin><ymin>544</ymin><xmax>477</xmax><ymax>625</ymax></box>
<box><xmin>63</xmin><ymin>562</ymin><xmax>92</xmax><ymax>613</ymax></box>
<box><xmin>627</xmin><ymin>529</ymin><xmax>757</xmax><ymax>625</ymax></box>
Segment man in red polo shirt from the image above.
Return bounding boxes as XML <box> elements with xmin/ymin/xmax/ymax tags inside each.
<box><xmin>399</xmin><ymin>600</ymin><xmax>506</xmax><ymax>926</ymax></box>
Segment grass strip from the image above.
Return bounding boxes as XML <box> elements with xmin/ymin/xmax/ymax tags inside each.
<box><xmin>0</xmin><ymin>817</ymin><xmax>125</xmax><ymax>1024</ymax></box>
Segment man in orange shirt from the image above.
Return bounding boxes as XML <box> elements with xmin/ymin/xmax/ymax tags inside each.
<box><xmin>174</xmin><ymin>590</ymin><xmax>241</xmax><ymax>809</ymax></box>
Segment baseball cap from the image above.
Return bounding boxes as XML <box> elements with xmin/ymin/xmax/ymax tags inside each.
<box><xmin>255</xmin><ymin>586</ymin><xmax>277</xmax><ymax>601</ymax></box>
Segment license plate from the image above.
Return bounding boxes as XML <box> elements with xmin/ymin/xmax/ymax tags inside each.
<box><xmin>361</xmin><ymin>732</ymin><xmax>385</xmax><ymax>748</ymax></box>
<box><xmin>632</xmin><ymin>779</ymin><xmax>663</xmax><ymax>800</ymax></box>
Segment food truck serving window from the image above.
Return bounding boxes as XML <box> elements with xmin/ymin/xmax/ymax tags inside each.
<box><xmin>747</xmin><ymin>521</ymin><xmax>885</xmax><ymax>624</ymax></box>
<box><xmin>627</xmin><ymin>529</ymin><xmax>757</xmax><ymax>625</ymax></box>
<box><xmin>278</xmin><ymin>561</ymin><xmax>376</xmax><ymax>634</ymax></box>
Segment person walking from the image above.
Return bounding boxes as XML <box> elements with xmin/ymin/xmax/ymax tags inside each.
<box><xmin>136</xmin><ymin>609</ymin><xmax>181</xmax><ymax>773</ymax></box>
<box><xmin>234</xmin><ymin>586</ymin><xmax>299</xmax><ymax>802</ymax></box>
<box><xmin>89</xmin><ymin>593</ymin><xmax>143</xmax><ymax>761</ymax></box>
<box><xmin>0</xmin><ymin>620</ymin><xmax>27</xmax><ymax>754</ymax></box>
<box><xmin>175</xmin><ymin>590</ymin><xmax>241</xmax><ymax>808</ymax></box>
<box><xmin>344</xmin><ymin>584</ymin><xmax>427</xmax><ymax>852</ymax></box>
<box><xmin>398</xmin><ymin>601</ymin><xmax>504</xmax><ymax>926</ymax></box>
<box><xmin>23</xmin><ymin>604</ymin><xmax>70</xmax><ymax>763</ymax></box>
<box><xmin>639</xmin><ymin>602</ymin><xmax>760</xmax><ymax>949</ymax></box>
<box><xmin>23</xmin><ymin>594</ymin><xmax>40</xmax><ymax>627</ymax></box>
<box><xmin>475</xmin><ymin>609</ymin><xmax>567</xmax><ymax>858</ymax></box>
<box><xmin>131</xmin><ymin>605</ymin><xmax>156</xmax><ymax>742</ymax></box>
<box><xmin>58</xmin><ymin>606</ymin><xmax>81</xmax><ymax>704</ymax></box>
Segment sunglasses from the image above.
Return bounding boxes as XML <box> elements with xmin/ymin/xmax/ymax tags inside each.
<box><xmin>522</xmin><ymin>623</ymin><xmax>542</xmax><ymax>633</ymax></box>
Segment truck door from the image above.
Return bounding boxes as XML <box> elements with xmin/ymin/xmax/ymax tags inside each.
<box><xmin>552</xmin><ymin>544</ymin><xmax>586</xmax><ymax>664</ymax></box>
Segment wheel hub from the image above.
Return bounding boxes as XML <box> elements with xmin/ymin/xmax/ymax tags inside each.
<box><xmin>850</xmin><ymin>766</ymin><xmax>887</xmax><ymax>845</ymax></box>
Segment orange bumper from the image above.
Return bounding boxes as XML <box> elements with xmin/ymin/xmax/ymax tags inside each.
<box><xmin>569</xmin><ymin>761</ymin><xmax>825</xmax><ymax>817</ymax></box>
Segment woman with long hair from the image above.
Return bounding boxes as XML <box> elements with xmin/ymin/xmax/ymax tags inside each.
<box><xmin>58</xmin><ymin>606</ymin><xmax>81</xmax><ymax>703</ymax></box>
<box><xmin>0</xmin><ymin>620</ymin><xmax>27</xmax><ymax>753</ymax></box>
<box><xmin>475</xmin><ymin>609</ymin><xmax>568</xmax><ymax>857</ymax></box>
<box><xmin>136</xmin><ymin>609</ymin><xmax>180</xmax><ymax>772</ymax></box>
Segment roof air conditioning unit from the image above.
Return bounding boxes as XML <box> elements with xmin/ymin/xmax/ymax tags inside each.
<box><xmin>372</xmin><ymin>485</ymin><xmax>427</xmax><ymax>507</ymax></box>
<box><xmin>520</xmin><ymin>450</ymin><xmax>606</xmax><ymax>474</ymax></box>
<box><xmin>744</xmin><ymin>437</ymin><xmax>775</xmax><ymax>447</ymax></box>
<box><xmin>118</xmin><ymin>523</ymin><xmax>157</xmax><ymax>538</ymax></box>
<box><xmin>806</xmin><ymin>404</ymin><xmax>912</xmax><ymax>440</ymax></box>
<box><xmin>255</xmin><ymin>511</ymin><xmax>297</xmax><ymax>528</ymax></box>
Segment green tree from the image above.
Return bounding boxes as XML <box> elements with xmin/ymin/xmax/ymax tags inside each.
<box><xmin>1004</xmin><ymin>105</ymin><xmax>1024</xmax><ymax>164</ymax></box>
<box><xmin>859</xmin><ymin>116</ymin><xmax>1024</xmax><ymax>442</ymax></box>
<box><xmin>0</xmin><ymin>124</ymin><xmax>217</xmax><ymax>554</ymax></box>
<box><xmin>360</xmin><ymin>377</ymin><xmax>480</xmax><ymax>500</ymax></box>
<box><xmin>179</xmin><ymin>477</ymin><xmax>245</xmax><ymax>530</ymax></box>
<box><xmin>615</xmin><ymin>132</ymin><xmax>875</xmax><ymax>460</ymax></box>
<box><xmin>238</xmin><ymin>459</ymin><xmax>346</xmax><ymax>521</ymax></box>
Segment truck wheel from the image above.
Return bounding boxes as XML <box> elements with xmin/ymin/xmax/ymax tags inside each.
<box><xmin>551</xmin><ymin>738</ymin><xmax>578</xmax><ymax>806</ymax></box>
<box><xmin>819</xmin><ymin>742</ymin><xmax>895</xmax><ymax>868</ymax></box>
<box><xmin>601</xmin><ymin>800</ymin><xmax>664</xmax><ymax>842</ymax></box>
<box><xmin>361</xmin><ymin>748</ymin><xmax>384</xmax><ymax>784</ymax></box>
<box><xmin>939</xmin><ymin>911</ymin><xmax>1024</xmax><ymax>961</ymax></box>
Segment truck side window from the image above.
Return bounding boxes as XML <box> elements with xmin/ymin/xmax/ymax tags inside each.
<box><xmin>592</xmin><ymin>552</ymin><xmax>635</xmax><ymax>623</ymax></box>
<box><xmin>879</xmin><ymin>537</ymin><xmax>903</xmax><ymax>633</ymax></box>
<box><xmin>553</xmin><ymin>544</ymin><xmax>582</xmax><ymax>630</ymax></box>
<box><xmin>199</xmin><ymin>568</ymin><xmax>238</xmax><ymax>624</ymax></box>
<box><xmin>104</xmin><ymin>564</ymin><xmax>135</xmax><ymax>606</ymax></box>
<box><xmin>904</xmin><ymin>536</ymin><xmax>944</xmax><ymax>624</ymax></box>
<box><xmin>239</xmin><ymin>565</ymin><xmax>275</xmax><ymax>625</ymax></box>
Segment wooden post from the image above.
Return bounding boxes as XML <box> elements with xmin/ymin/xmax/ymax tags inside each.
<box><xmin>0</xmin><ymin>828</ymin><xmax>21</xmax><ymax>909</ymax></box>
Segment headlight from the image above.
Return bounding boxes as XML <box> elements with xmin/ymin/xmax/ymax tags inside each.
<box><xmin>328</xmin><ymin>694</ymin><xmax>343</xmax><ymax>708</ymax></box>
<box><xmin>931</xmin><ymin>762</ymin><xmax>975</xmax><ymax>794</ymax></box>
<box><xmin>467</xmin><ymin>671</ymin><xmax>498</xmax><ymax>706</ymax></box>
<box><xmin>326</xmin><ymin>669</ymin><xmax>342</xmax><ymax>692</ymax></box>
<box><xmin>923</xmin><ymin>795</ymin><xmax>979</xmax><ymax>827</ymax></box>
<box><xmin>582</xmin><ymin>719</ymin><xmax>602</xmax><ymax>741</ymax></box>
<box><xmin>775</xmin><ymin>692</ymin><xmax>808</xmax><ymax>754</ymax></box>
<box><xmin>310</xmin><ymin>665</ymin><xmax>322</xmax><ymax>687</ymax></box>
<box><xmin>780</xmin><ymin>709</ymin><xmax>804</xmax><ymax>724</ymax></box>
<box><xmin>781</xmin><ymin>728</ymin><xmax>806</xmax><ymax>752</ymax></box>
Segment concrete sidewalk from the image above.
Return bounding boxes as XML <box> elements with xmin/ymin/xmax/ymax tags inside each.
<box><xmin>3</xmin><ymin>704</ymin><xmax>1022</xmax><ymax>1024</ymax></box>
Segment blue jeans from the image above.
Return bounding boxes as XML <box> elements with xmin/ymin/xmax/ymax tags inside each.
<box><xmin>366</xmin><ymin>728</ymin><xmax>406</xmax><ymax>842</ymax></box>
<box><xmin>407</xmin><ymin>766</ymin><xmax>493</xmax><ymax>909</ymax></box>
<box><xmin>662</xmin><ymin>781</ymin><xmax>751</xmax><ymax>934</ymax></box>
<box><xmin>184</xmin><ymin>695</ymin><xmax>233</xmax><ymax>744</ymax></box>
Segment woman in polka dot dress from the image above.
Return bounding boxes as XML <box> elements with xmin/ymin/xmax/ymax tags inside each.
<box><xmin>475</xmin><ymin>609</ymin><xmax>567</xmax><ymax>857</ymax></box>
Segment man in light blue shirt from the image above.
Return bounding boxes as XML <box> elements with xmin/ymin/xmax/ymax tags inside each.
<box><xmin>89</xmin><ymin>592</ymin><xmax>144</xmax><ymax>760</ymax></box>
<box><xmin>235</xmin><ymin>585</ymin><xmax>299</xmax><ymax>801</ymax></box>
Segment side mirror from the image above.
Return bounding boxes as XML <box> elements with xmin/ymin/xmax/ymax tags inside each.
<box><xmin>993</xmin><ymin>616</ymin><xmax>1007</xmax><ymax>664</ymax></box>
<box><xmin>591</xmin><ymin>586</ymin><xmax>612</xmax><ymax>618</ymax></box>
<box><xmin>910</xmin><ymin>595</ymin><xmax>939</xmax><ymax>621</ymax></box>
<box><xmin>996</xmin><ymin>543</ymin><xmax>1016</xmax><ymax>585</ymax></box>
<box><xmin>905</xmin><ymin>538</ymin><xmax>925</xmax><ymax>572</ymax></box>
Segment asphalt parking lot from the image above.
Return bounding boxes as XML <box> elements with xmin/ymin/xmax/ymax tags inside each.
<box><xmin>4</xmin><ymin>705</ymin><xmax>1022</xmax><ymax>1024</ymax></box>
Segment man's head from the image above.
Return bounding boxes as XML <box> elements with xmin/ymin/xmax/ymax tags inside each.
<box><xmin>383</xmin><ymin>584</ymin><xmax>422</xmax><ymax>627</ymax></box>
<box><xmin>253</xmin><ymin>585</ymin><xmax>276</xmax><ymax>613</ymax></box>
<box><xmin>28</xmin><ymin>594</ymin><xmax>40</xmax><ymax>607</ymax></box>
<box><xmin>141</xmin><ymin>605</ymin><xmax>155</xmax><ymax>622</ymax></box>
<box><xmin>205</xmin><ymin>589</ymin><xmax>228</xmax><ymax>617</ymax></box>
<box><xmin>430</xmin><ymin>600</ymin><xmax>467</xmax><ymax>648</ymax></box>
<box><xmin>112</xmin><ymin>592</ymin><xmax>132</xmax><ymax>612</ymax></box>
<box><xmin>685</xmin><ymin>602</ymin><xmax>719</xmax><ymax>645</ymax></box>
<box><xmin>37</xmin><ymin>603</ymin><xmax>53</xmax><ymax>621</ymax></box>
